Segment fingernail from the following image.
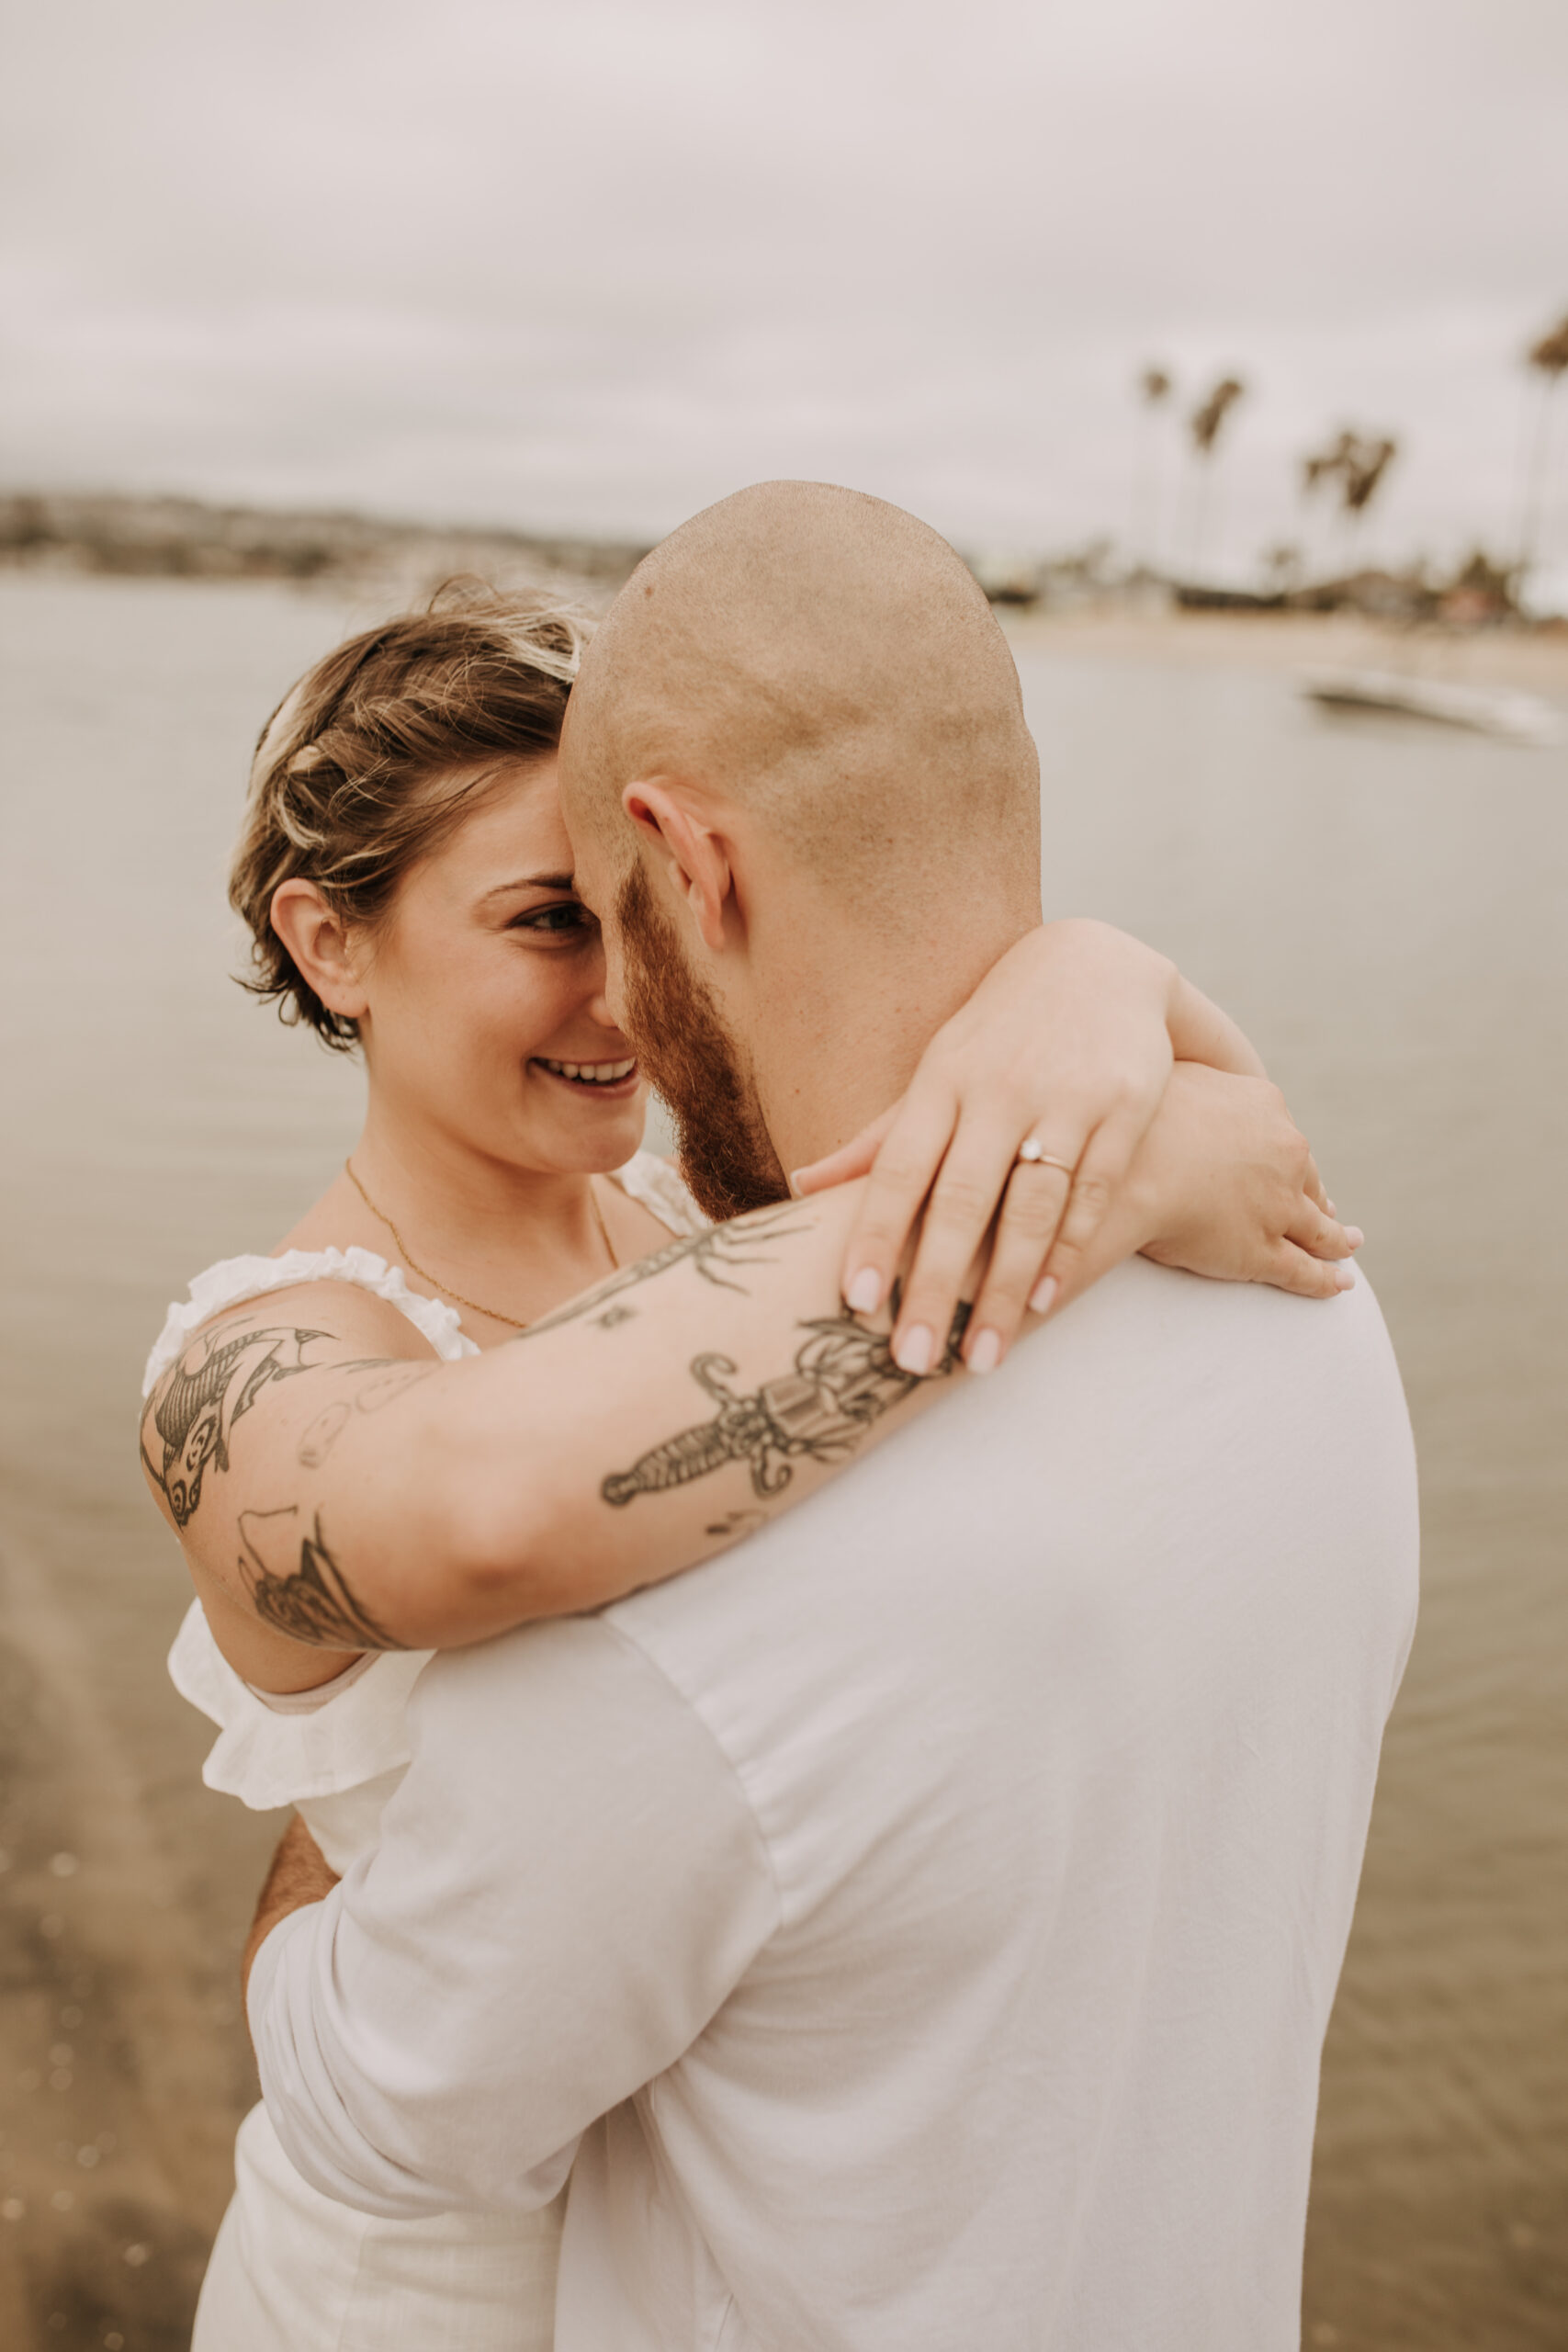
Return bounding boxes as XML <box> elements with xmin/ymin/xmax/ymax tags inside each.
<box><xmin>966</xmin><ymin>1327</ymin><xmax>1002</xmax><ymax>1375</ymax></box>
<box><xmin>1344</xmin><ymin>1227</ymin><xmax>1364</xmax><ymax>1250</ymax></box>
<box><xmin>1325</xmin><ymin>1200</ymin><xmax>1337</xmax><ymax>1216</ymax></box>
<box><xmin>845</xmin><ymin>1266</ymin><xmax>883</xmax><ymax>1316</ymax></box>
<box><xmin>1028</xmin><ymin>1274</ymin><xmax>1058</xmax><ymax>1317</ymax></box>
<box><xmin>892</xmin><ymin>1323</ymin><xmax>934</xmax><ymax>1375</ymax></box>
<box><xmin>1334</xmin><ymin>1262</ymin><xmax>1356</xmax><ymax>1292</ymax></box>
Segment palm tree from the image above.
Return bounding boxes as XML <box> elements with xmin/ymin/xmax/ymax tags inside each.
<box><xmin>1185</xmin><ymin>376</ymin><xmax>1246</xmax><ymax>581</ymax></box>
<box><xmin>1518</xmin><ymin>311</ymin><xmax>1568</xmax><ymax>596</ymax></box>
<box><xmin>1300</xmin><ymin>430</ymin><xmax>1398</xmax><ymax>578</ymax></box>
<box><xmin>1301</xmin><ymin>428</ymin><xmax>1355</xmax><ymax>576</ymax></box>
<box><xmin>1132</xmin><ymin>365</ymin><xmax>1173</xmax><ymax>576</ymax></box>
<box><xmin>1341</xmin><ymin>435</ymin><xmax>1398</xmax><ymax>571</ymax></box>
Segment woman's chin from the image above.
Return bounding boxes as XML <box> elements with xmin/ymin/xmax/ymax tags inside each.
<box><xmin>524</xmin><ymin>1077</ymin><xmax>648</xmax><ymax>1168</ymax></box>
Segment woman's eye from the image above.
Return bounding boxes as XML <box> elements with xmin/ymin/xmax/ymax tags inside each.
<box><xmin>512</xmin><ymin>902</ymin><xmax>594</xmax><ymax>939</ymax></box>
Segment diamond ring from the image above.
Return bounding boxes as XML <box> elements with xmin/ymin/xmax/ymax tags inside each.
<box><xmin>1016</xmin><ymin>1139</ymin><xmax>1076</xmax><ymax>1175</ymax></box>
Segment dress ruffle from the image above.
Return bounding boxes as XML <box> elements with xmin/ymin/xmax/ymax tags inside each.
<box><xmin>142</xmin><ymin>1245</ymin><xmax>476</xmax><ymax>1396</ymax></box>
<box><xmin>167</xmin><ymin>1602</ymin><xmax>433</xmax><ymax>1813</ymax></box>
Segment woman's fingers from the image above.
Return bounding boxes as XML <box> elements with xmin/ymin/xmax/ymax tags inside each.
<box><xmin>790</xmin><ymin>1105</ymin><xmax>898</xmax><ymax>1197</ymax></box>
<box><xmin>1303</xmin><ymin>1152</ymin><xmax>1331</xmax><ymax>1213</ymax></box>
<box><xmin>961</xmin><ymin>1159</ymin><xmax>1077</xmax><ymax>1366</ymax></box>
<box><xmin>1285</xmin><ymin>1198</ymin><xmax>1363</xmax><ymax>1261</ymax></box>
<box><xmin>959</xmin><ymin>1086</ymin><xmax>1168</xmax><ymax>1374</ymax></box>
<box><xmin>890</xmin><ymin>1113</ymin><xmax>1080</xmax><ymax>1371</ymax></box>
<box><xmin>830</xmin><ymin>1085</ymin><xmax>963</xmax><ymax>1317</ymax></box>
<box><xmin>1269</xmin><ymin>1240</ymin><xmax>1359</xmax><ymax>1298</ymax></box>
<box><xmin>1033</xmin><ymin>1099</ymin><xmax>1147</xmax><ymax>1299</ymax></box>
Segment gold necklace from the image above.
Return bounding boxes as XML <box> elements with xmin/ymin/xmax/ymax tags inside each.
<box><xmin>344</xmin><ymin>1159</ymin><xmax>618</xmax><ymax>1332</ymax></box>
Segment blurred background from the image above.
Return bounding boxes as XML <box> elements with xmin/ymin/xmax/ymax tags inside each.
<box><xmin>1</xmin><ymin>3</ymin><xmax>1564</xmax><ymax>2346</ymax></box>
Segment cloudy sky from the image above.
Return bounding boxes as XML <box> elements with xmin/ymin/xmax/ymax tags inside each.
<box><xmin>4</xmin><ymin>0</ymin><xmax>1566</xmax><ymax>582</ymax></box>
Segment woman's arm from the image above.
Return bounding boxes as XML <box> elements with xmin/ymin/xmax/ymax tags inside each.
<box><xmin>794</xmin><ymin>919</ymin><xmax>1351</xmax><ymax>1369</ymax></box>
<box><xmin>144</xmin><ymin>1068</ymin><xmax>1352</xmax><ymax>1668</ymax></box>
<box><xmin>140</xmin><ymin>1289</ymin><xmax>443</xmax><ymax>1690</ymax></box>
<box><xmin>144</xmin><ymin>1189</ymin><xmax>968</xmax><ymax>1659</ymax></box>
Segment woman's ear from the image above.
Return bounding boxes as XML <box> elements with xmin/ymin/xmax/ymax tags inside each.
<box><xmin>269</xmin><ymin>880</ymin><xmax>369</xmax><ymax>1020</ymax></box>
<box><xmin>620</xmin><ymin>779</ymin><xmax>736</xmax><ymax>956</ymax></box>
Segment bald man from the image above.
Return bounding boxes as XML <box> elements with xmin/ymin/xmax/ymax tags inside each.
<box><xmin>248</xmin><ymin>485</ymin><xmax>1417</xmax><ymax>2351</ymax></box>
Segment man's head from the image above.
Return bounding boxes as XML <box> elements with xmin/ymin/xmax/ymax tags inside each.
<box><xmin>559</xmin><ymin>481</ymin><xmax>1043</xmax><ymax>1215</ymax></box>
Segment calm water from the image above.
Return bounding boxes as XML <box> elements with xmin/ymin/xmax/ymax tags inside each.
<box><xmin>1</xmin><ymin>574</ymin><xmax>1564</xmax><ymax>2348</ymax></box>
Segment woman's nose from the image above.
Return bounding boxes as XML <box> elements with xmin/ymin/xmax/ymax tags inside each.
<box><xmin>586</xmin><ymin>973</ymin><xmax>624</xmax><ymax>1035</ymax></box>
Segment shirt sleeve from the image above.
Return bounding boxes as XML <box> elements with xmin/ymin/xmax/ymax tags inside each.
<box><xmin>247</xmin><ymin>1613</ymin><xmax>780</xmax><ymax>2219</ymax></box>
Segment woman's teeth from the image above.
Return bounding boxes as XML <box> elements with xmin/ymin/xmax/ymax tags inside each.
<box><xmin>539</xmin><ymin>1057</ymin><xmax>637</xmax><ymax>1086</ymax></box>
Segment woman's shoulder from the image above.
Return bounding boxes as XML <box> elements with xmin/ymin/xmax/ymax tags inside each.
<box><xmin>612</xmin><ymin>1150</ymin><xmax>711</xmax><ymax>1239</ymax></box>
<box><xmin>143</xmin><ymin>1245</ymin><xmax>478</xmax><ymax>1396</ymax></box>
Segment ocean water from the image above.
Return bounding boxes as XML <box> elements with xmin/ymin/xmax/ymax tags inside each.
<box><xmin>0</xmin><ymin>573</ymin><xmax>1563</xmax><ymax>2347</ymax></box>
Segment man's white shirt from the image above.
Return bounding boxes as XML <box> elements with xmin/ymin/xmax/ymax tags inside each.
<box><xmin>250</xmin><ymin>1259</ymin><xmax>1417</xmax><ymax>2351</ymax></box>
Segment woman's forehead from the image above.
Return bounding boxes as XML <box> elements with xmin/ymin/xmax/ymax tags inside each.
<box><xmin>444</xmin><ymin>754</ymin><xmax>570</xmax><ymax>876</ymax></box>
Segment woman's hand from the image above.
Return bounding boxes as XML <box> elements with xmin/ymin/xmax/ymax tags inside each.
<box><xmin>1115</xmin><ymin>1063</ymin><xmax>1359</xmax><ymax>1297</ymax></box>
<box><xmin>792</xmin><ymin>922</ymin><xmax>1221</xmax><ymax>1373</ymax></box>
<box><xmin>793</xmin><ymin>922</ymin><xmax>1180</xmax><ymax>1371</ymax></box>
<box><xmin>792</xmin><ymin>918</ymin><xmax>1358</xmax><ymax>1374</ymax></box>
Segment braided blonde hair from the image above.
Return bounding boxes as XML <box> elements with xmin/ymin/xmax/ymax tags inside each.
<box><xmin>229</xmin><ymin>580</ymin><xmax>593</xmax><ymax>1048</ymax></box>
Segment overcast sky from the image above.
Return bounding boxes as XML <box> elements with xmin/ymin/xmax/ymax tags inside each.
<box><xmin>4</xmin><ymin>0</ymin><xmax>1566</xmax><ymax>582</ymax></box>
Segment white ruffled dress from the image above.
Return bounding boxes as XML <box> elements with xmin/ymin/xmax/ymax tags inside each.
<box><xmin>148</xmin><ymin>1153</ymin><xmax>704</xmax><ymax>2352</ymax></box>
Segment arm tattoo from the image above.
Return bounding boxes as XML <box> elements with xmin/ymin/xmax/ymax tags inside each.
<box><xmin>295</xmin><ymin>1363</ymin><xmax>435</xmax><ymax>1466</ymax></box>
<box><xmin>142</xmin><ymin>1317</ymin><xmax>426</xmax><ymax>1522</ymax></box>
<box><xmin>513</xmin><ymin>1203</ymin><xmax>813</xmax><ymax>1341</ymax></box>
<box><xmin>237</xmin><ymin>1507</ymin><xmax>408</xmax><ymax>1651</ymax></box>
<box><xmin>142</xmin><ymin>1322</ymin><xmax>353</xmax><ymax>1526</ymax></box>
<box><xmin>297</xmin><ymin>1402</ymin><xmax>351</xmax><ymax>1468</ymax></box>
<box><xmin>603</xmin><ymin>1302</ymin><xmax>971</xmax><ymax>1509</ymax></box>
<box><xmin>704</xmin><ymin>1508</ymin><xmax>771</xmax><ymax>1540</ymax></box>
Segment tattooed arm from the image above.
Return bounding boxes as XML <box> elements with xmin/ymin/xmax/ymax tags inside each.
<box><xmin>143</xmin><ymin>1067</ymin><xmax>1348</xmax><ymax>1669</ymax></box>
<box><xmin>140</xmin><ymin>1283</ymin><xmax>442</xmax><ymax>1690</ymax></box>
<box><xmin>139</xmin><ymin>1189</ymin><xmax>986</xmax><ymax>1672</ymax></box>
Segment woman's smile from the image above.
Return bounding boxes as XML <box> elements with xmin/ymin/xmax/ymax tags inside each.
<box><xmin>532</xmin><ymin>1053</ymin><xmax>641</xmax><ymax>1098</ymax></box>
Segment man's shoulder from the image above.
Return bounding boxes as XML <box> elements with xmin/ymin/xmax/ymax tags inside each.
<box><xmin>1001</xmin><ymin>1256</ymin><xmax>1411</xmax><ymax>1494</ymax></box>
<box><xmin>605</xmin><ymin>1261</ymin><xmax>1408</xmax><ymax>1635</ymax></box>
<box><xmin>1025</xmin><ymin>1253</ymin><xmax>1401</xmax><ymax>1396</ymax></box>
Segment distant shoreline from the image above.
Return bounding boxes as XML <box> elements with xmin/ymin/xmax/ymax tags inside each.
<box><xmin>1002</xmin><ymin>605</ymin><xmax>1568</xmax><ymax>696</ymax></box>
<box><xmin>5</xmin><ymin>490</ymin><xmax>1564</xmax><ymax>699</ymax></box>
<box><xmin>0</xmin><ymin>489</ymin><xmax>646</xmax><ymax>605</ymax></box>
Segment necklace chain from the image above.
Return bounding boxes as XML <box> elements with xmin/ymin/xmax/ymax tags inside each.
<box><xmin>343</xmin><ymin>1159</ymin><xmax>618</xmax><ymax>1332</ymax></box>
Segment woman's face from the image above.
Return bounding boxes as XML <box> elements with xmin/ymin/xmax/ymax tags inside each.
<box><xmin>354</xmin><ymin>756</ymin><xmax>646</xmax><ymax>1175</ymax></box>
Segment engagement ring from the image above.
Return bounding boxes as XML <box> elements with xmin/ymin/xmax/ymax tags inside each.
<box><xmin>1017</xmin><ymin>1139</ymin><xmax>1076</xmax><ymax>1175</ymax></box>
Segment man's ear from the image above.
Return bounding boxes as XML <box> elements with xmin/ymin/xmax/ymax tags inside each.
<box><xmin>269</xmin><ymin>880</ymin><xmax>369</xmax><ymax>1019</ymax></box>
<box><xmin>621</xmin><ymin>779</ymin><xmax>737</xmax><ymax>956</ymax></box>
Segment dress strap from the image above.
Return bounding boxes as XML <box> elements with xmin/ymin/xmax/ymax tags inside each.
<box><xmin>611</xmin><ymin>1150</ymin><xmax>709</xmax><ymax>1238</ymax></box>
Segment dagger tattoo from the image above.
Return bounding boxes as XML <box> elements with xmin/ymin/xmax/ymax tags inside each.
<box><xmin>602</xmin><ymin>1303</ymin><xmax>971</xmax><ymax>1509</ymax></box>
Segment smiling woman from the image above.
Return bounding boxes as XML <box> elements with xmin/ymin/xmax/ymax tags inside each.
<box><xmin>221</xmin><ymin>585</ymin><xmax>679</xmax><ymax>1350</ymax></box>
<box><xmin>157</xmin><ymin>582</ymin><xmax>712</xmax><ymax>2348</ymax></box>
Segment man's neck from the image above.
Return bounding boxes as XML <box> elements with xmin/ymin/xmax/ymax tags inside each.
<box><xmin>742</xmin><ymin>907</ymin><xmax>1041</xmax><ymax>1180</ymax></box>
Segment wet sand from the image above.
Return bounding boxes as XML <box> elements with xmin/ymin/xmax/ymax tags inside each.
<box><xmin>0</xmin><ymin>1515</ymin><xmax>260</xmax><ymax>2346</ymax></box>
<box><xmin>2</xmin><ymin>575</ymin><xmax>1565</xmax><ymax>2348</ymax></box>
